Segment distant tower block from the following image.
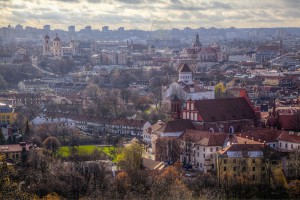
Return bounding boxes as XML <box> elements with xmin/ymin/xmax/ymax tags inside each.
<box><xmin>43</xmin><ymin>34</ymin><xmax>51</xmax><ymax>56</ymax></box>
<box><xmin>53</xmin><ymin>34</ymin><xmax>63</xmax><ymax>58</ymax></box>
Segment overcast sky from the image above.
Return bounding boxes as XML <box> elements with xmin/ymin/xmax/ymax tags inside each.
<box><xmin>0</xmin><ymin>0</ymin><xmax>299</xmax><ymax>30</ymax></box>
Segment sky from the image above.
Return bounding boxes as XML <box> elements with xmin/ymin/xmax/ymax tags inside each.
<box><xmin>0</xmin><ymin>0</ymin><xmax>300</xmax><ymax>30</ymax></box>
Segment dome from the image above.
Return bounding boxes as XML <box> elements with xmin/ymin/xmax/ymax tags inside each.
<box><xmin>53</xmin><ymin>34</ymin><xmax>60</xmax><ymax>41</ymax></box>
<box><xmin>44</xmin><ymin>34</ymin><xmax>49</xmax><ymax>39</ymax></box>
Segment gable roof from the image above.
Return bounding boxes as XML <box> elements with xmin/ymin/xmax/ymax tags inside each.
<box><xmin>194</xmin><ymin>97</ymin><xmax>255</xmax><ymax>122</ymax></box>
<box><xmin>178</xmin><ymin>129</ymin><xmax>227</xmax><ymax>146</ymax></box>
<box><xmin>237</xmin><ymin>129</ymin><xmax>283</xmax><ymax>143</ymax></box>
<box><xmin>179</xmin><ymin>63</ymin><xmax>192</xmax><ymax>73</ymax></box>
<box><xmin>277</xmin><ymin>131</ymin><xmax>300</xmax><ymax>143</ymax></box>
<box><xmin>156</xmin><ymin>119</ymin><xmax>196</xmax><ymax>133</ymax></box>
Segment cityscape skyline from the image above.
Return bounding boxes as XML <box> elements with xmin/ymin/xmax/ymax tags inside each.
<box><xmin>0</xmin><ymin>0</ymin><xmax>300</xmax><ymax>30</ymax></box>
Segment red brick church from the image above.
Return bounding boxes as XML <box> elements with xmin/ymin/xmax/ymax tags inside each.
<box><xmin>171</xmin><ymin>90</ymin><xmax>261</xmax><ymax>133</ymax></box>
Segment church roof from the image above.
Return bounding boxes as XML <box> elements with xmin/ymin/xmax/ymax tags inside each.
<box><xmin>179</xmin><ymin>63</ymin><xmax>192</xmax><ymax>73</ymax></box>
<box><xmin>194</xmin><ymin>97</ymin><xmax>256</xmax><ymax>122</ymax></box>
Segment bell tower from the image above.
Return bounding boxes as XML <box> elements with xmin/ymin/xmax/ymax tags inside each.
<box><xmin>43</xmin><ymin>34</ymin><xmax>51</xmax><ymax>56</ymax></box>
<box><xmin>171</xmin><ymin>95</ymin><xmax>182</xmax><ymax>119</ymax></box>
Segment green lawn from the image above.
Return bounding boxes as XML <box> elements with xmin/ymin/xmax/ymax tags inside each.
<box><xmin>57</xmin><ymin>145</ymin><xmax>116</xmax><ymax>161</ymax></box>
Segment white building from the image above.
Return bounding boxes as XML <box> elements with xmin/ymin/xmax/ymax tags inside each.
<box><xmin>43</xmin><ymin>34</ymin><xmax>77</xmax><ymax>58</ymax></box>
<box><xmin>162</xmin><ymin>63</ymin><xmax>214</xmax><ymax>101</ymax></box>
<box><xmin>179</xmin><ymin>130</ymin><xmax>227</xmax><ymax>172</ymax></box>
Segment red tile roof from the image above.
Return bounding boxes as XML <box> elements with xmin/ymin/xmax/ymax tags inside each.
<box><xmin>237</xmin><ymin>129</ymin><xmax>283</xmax><ymax>143</ymax></box>
<box><xmin>0</xmin><ymin>143</ymin><xmax>29</xmax><ymax>153</ymax></box>
<box><xmin>178</xmin><ymin>129</ymin><xmax>227</xmax><ymax>146</ymax></box>
<box><xmin>156</xmin><ymin>119</ymin><xmax>196</xmax><ymax>133</ymax></box>
<box><xmin>277</xmin><ymin>131</ymin><xmax>300</xmax><ymax>143</ymax></box>
<box><xmin>194</xmin><ymin>97</ymin><xmax>256</xmax><ymax>122</ymax></box>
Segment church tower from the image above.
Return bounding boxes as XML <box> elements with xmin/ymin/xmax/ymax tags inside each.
<box><xmin>43</xmin><ymin>34</ymin><xmax>51</xmax><ymax>56</ymax></box>
<box><xmin>178</xmin><ymin>63</ymin><xmax>193</xmax><ymax>85</ymax></box>
<box><xmin>170</xmin><ymin>95</ymin><xmax>182</xmax><ymax>119</ymax></box>
<box><xmin>53</xmin><ymin>34</ymin><xmax>63</xmax><ymax>58</ymax></box>
<box><xmin>192</xmin><ymin>33</ymin><xmax>202</xmax><ymax>52</ymax></box>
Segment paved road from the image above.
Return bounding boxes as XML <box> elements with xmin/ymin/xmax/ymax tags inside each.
<box><xmin>31</xmin><ymin>57</ymin><xmax>57</xmax><ymax>76</ymax></box>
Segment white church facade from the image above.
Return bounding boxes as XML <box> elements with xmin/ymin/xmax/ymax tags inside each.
<box><xmin>162</xmin><ymin>63</ymin><xmax>215</xmax><ymax>101</ymax></box>
<box><xmin>43</xmin><ymin>34</ymin><xmax>77</xmax><ymax>58</ymax></box>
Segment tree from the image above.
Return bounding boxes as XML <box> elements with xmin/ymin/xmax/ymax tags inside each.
<box><xmin>43</xmin><ymin>136</ymin><xmax>61</xmax><ymax>154</ymax></box>
<box><xmin>214</xmin><ymin>82</ymin><xmax>226</xmax><ymax>98</ymax></box>
<box><xmin>116</xmin><ymin>141</ymin><xmax>143</xmax><ymax>171</ymax></box>
<box><xmin>155</xmin><ymin>137</ymin><xmax>181</xmax><ymax>163</ymax></box>
<box><xmin>169</xmin><ymin>84</ymin><xmax>188</xmax><ymax>101</ymax></box>
<box><xmin>0</xmin><ymin>74</ymin><xmax>8</xmax><ymax>90</ymax></box>
<box><xmin>288</xmin><ymin>150</ymin><xmax>300</xmax><ymax>179</ymax></box>
<box><xmin>0</xmin><ymin>130</ymin><xmax>6</xmax><ymax>145</ymax></box>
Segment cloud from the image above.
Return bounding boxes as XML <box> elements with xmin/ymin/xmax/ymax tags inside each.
<box><xmin>0</xmin><ymin>0</ymin><xmax>299</xmax><ymax>29</ymax></box>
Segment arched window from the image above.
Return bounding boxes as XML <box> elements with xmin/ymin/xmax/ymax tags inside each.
<box><xmin>229</xmin><ymin>126</ymin><xmax>234</xmax><ymax>134</ymax></box>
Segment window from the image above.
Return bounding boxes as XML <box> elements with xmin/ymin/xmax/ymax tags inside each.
<box><xmin>273</xmin><ymin>144</ymin><xmax>276</xmax><ymax>147</ymax></box>
<box><xmin>280</xmin><ymin>143</ymin><xmax>282</xmax><ymax>147</ymax></box>
<box><xmin>252</xmin><ymin>174</ymin><xmax>255</xmax><ymax>180</ymax></box>
<box><xmin>203</xmin><ymin>154</ymin><xmax>205</xmax><ymax>158</ymax></box>
<box><xmin>233</xmin><ymin>159</ymin><xmax>236</xmax><ymax>164</ymax></box>
<box><xmin>197</xmin><ymin>153</ymin><xmax>199</xmax><ymax>157</ymax></box>
<box><xmin>252</xmin><ymin>159</ymin><xmax>256</xmax><ymax>164</ymax></box>
<box><xmin>262</xmin><ymin>167</ymin><xmax>265</xmax><ymax>171</ymax></box>
<box><xmin>233</xmin><ymin>167</ymin><xmax>237</xmax><ymax>171</ymax></box>
<box><xmin>210</xmin><ymin>154</ymin><xmax>213</xmax><ymax>159</ymax></box>
<box><xmin>224</xmin><ymin>159</ymin><xmax>227</xmax><ymax>164</ymax></box>
<box><xmin>200</xmin><ymin>163</ymin><xmax>203</xmax><ymax>168</ymax></box>
<box><xmin>203</xmin><ymin>147</ymin><xmax>206</xmax><ymax>152</ymax></box>
<box><xmin>197</xmin><ymin>146</ymin><xmax>199</xmax><ymax>150</ymax></box>
<box><xmin>216</xmin><ymin>147</ymin><xmax>219</xmax><ymax>151</ymax></box>
<box><xmin>285</xmin><ymin>143</ymin><xmax>288</xmax><ymax>148</ymax></box>
<box><xmin>252</xmin><ymin>167</ymin><xmax>256</xmax><ymax>171</ymax></box>
<box><xmin>229</xmin><ymin>126</ymin><xmax>234</xmax><ymax>134</ymax></box>
<box><xmin>224</xmin><ymin>167</ymin><xmax>227</xmax><ymax>171</ymax></box>
<box><xmin>210</xmin><ymin>148</ymin><xmax>213</xmax><ymax>152</ymax></box>
<box><xmin>242</xmin><ymin>167</ymin><xmax>246</xmax><ymax>172</ymax></box>
<box><xmin>291</xmin><ymin>144</ymin><xmax>293</xmax><ymax>149</ymax></box>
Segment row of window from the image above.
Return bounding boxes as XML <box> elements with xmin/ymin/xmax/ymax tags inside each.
<box><xmin>197</xmin><ymin>153</ymin><xmax>214</xmax><ymax>159</ymax></box>
<box><xmin>224</xmin><ymin>158</ymin><xmax>257</xmax><ymax>164</ymax></box>
<box><xmin>197</xmin><ymin>146</ymin><xmax>219</xmax><ymax>152</ymax></box>
<box><xmin>0</xmin><ymin>116</ymin><xmax>9</xmax><ymax>119</ymax></box>
<box><xmin>279</xmin><ymin>142</ymin><xmax>300</xmax><ymax>150</ymax></box>
<box><xmin>224</xmin><ymin>166</ymin><xmax>264</xmax><ymax>172</ymax></box>
<box><xmin>180</xmin><ymin>75</ymin><xmax>191</xmax><ymax>80</ymax></box>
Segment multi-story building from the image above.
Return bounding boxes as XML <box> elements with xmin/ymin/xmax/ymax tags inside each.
<box><xmin>179</xmin><ymin>129</ymin><xmax>228</xmax><ymax>172</ymax></box>
<box><xmin>0</xmin><ymin>142</ymin><xmax>30</xmax><ymax>163</ymax></box>
<box><xmin>174</xmin><ymin>90</ymin><xmax>258</xmax><ymax>133</ymax></box>
<box><xmin>0</xmin><ymin>103</ymin><xmax>15</xmax><ymax>124</ymax></box>
<box><xmin>162</xmin><ymin>63</ymin><xmax>215</xmax><ymax>101</ymax></box>
<box><xmin>216</xmin><ymin>143</ymin><xmax>285</xmax><ymax>186</ymax></box>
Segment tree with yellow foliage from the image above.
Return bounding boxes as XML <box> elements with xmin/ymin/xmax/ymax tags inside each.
<box><xmin>116</xmin><ymin>141</ymin><xmax>143</xmax><ymax>171</ymax></box>
<box><xmin>214</xmin><ymin>82</ymin><xmax>226</xmax><ymax>99</ymax></box>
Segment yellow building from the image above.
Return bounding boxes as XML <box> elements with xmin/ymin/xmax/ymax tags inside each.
<box><xmin>216</xmin><ymin>144</ymin><xmax>285</xmax><ymax>187</ymax></box>
<box><xmin>0</xmin><ymin>103</ymin><xmax>15</xmax><ymax>124</ymax></box>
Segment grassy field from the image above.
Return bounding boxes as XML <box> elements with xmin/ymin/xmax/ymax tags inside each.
<box><xmin>57</xmin><ymin>145</ymin><xmax>116</xmax><ymax>161</ymax></box>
